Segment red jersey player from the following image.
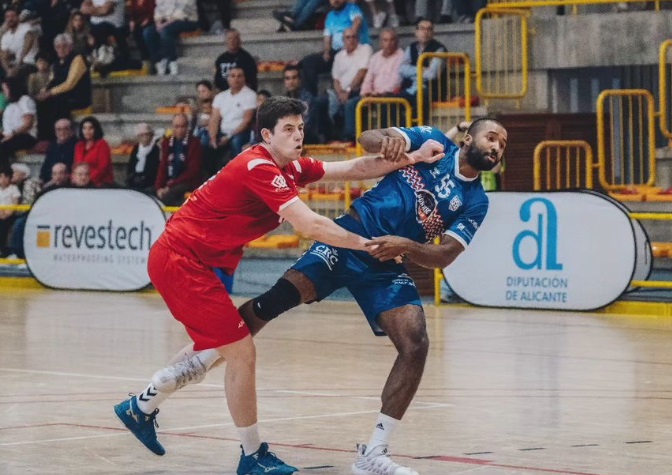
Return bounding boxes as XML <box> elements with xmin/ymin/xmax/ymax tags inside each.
<box><xmin>114</xmin><ymin>97</ymin><xmax>443</xmax><ymax>475</ymax></box>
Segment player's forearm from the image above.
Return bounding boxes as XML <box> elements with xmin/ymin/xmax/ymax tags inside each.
<box><xmin>358</xmin><ymin>129</ymin><xmax>386</xmax><ymax>153</ymax></box>
<box><xmin>404</xmin><ymin>241</ymin><xmax>463</xmax><ymax>269</ymax></box>
<box><xmin>297</xmin><ymin>214</ymin><xmax>369</xmax><ymax>251</ymax></box>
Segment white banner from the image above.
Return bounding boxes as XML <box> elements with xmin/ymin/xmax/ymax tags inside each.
<box><xmin>24</xmin><ymin>189</ymin><xmax>166</xmax><ymax>291</ymax></box>
<box><xmin>443</xmin><ymin>192</ymin><xmax>636</xmax><ymax>310</ymax></box>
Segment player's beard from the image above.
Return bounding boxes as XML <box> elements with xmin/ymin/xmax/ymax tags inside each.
<box><xmin>465</xmin><ymin>144</ymin><xmax>498</xmax><ymax>171</ymax></box>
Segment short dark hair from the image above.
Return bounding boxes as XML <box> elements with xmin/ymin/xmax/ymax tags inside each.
<box><xmin>78</xmin><ymin>116</ymin><xmax>104</xmax><ymax>141</ymax></box>
<box><xmin>0</xmin><ymin>164</ymin><xmax>12</xmax><ymax>178</ymax></box>
<box><xmin>196</xmin><ymin>79</ymin><xmax>213</xmax><ymax>90</ymax></box>
<box><xmin>256</xmin><ymin>96</ymin><xmax>305</xmax><ymax>133</ymax></box>
<box><xmin>2</xmin><ymin>76</ymin><xmax>26</xmax><ymax>102</ymax></box>
<box><xmin>467</xmin><ymin>117</ymin><xmax>505</xmax><ymax>136</ymax></box>
<box><xmin>283</xmin><ymin>64</ymin><xmax>301</xmax><ymax>76</ymax></box>
<box><xmin>258</xmin><ymin>89</ymin><xmax>272</xmax><ymax>100</ymax></box>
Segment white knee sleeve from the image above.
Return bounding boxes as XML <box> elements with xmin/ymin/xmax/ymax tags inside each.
<box><xmin>151</xmin><ymin>353</ymin><xmax>209</xmax><ymax>392</ymax></box>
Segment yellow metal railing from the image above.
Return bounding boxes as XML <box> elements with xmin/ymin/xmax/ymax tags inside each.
<box><xmin>659</xmin><ymin>40</ymin><xmax>672</xmax><ymax>140</ymax></box>
<box><xmin>416</xmin><ymin>52</ymin><xmax>471</xmax><ymax>128</ymax></box>
<box><xmin>487</xmin><ymin>0</ymin><xmax>666</xmax><ymax>9</ymax></box>
<box><xmin>597</xmin><ymin>89</ymin><xmax>656</xmax><ymax>191</ymax></box>
<box><xmin>355</xmin><ymin>97</ymin><xmax>412</xmax><ymax>154</ymax></box>
<box><xmin>533</xmin><ymin>140</ymin><xmax>595</xmax><ymax>190</ymax></box>
<box><xmin>475</xmin><ymin>8</ymin><xmax>528</xmax><ymax>101</ymax></box>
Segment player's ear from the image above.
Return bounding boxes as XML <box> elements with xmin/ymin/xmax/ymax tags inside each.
<box><xmin>461</xmin><ymin>133</ymin><xmax>473</xmax><ymax>147</ymax></box>
<box><xmin>260</xmin><ymin>128</ymin><xmax>271</xmax><ymax>143</ymax></box>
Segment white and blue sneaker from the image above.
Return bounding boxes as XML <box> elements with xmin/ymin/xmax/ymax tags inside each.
<box><xmin>114</xmin><ymin>395</ymin><xmax>165</xmax><ymax>456</ymax></box>
<box><xmin>236</xmin><ymin>442</ymin><xmax>298</xmax><ymax>475</ymax></box>
<box><xmin>352</xmin><ymin>444</ymin><xmax>418</xmax><ymax>475</ymax></box>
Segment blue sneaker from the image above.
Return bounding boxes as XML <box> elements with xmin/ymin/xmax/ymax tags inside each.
<box><xmin>236</xmin><ymin>442</ymin><xmax>298</xmax><ymax>475</ymax></box>
<box><xmin>113</xmin><ymin>395</ymin><xmax>165</xmax><ymax>456</ymax></box>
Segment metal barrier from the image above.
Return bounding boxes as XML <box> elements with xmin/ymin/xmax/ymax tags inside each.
<box><xmin>659</xmin><ymin>40</ymin><xmax>672</xmax><ymax>140</ymax></box>
<box><xmin>596</xmin><ymin>89</ymin><xmax>656</xmax><ymax>191</ymax></box>
<box><xmin>416</xmin><ymin>52</ymin><xmax>471</xmax><ymax>128</ymax></box>
<box><xmin>486</xmin><ymin>0</ymin><xmax>666</xmax><ymax>10</ymax></box>
<box><xmin>533</xmin><ymin>140</ymin><xmax>595</xmax><ymax>190</ymax></box>
<box><xmin>475</xmin><ymin>8</ymin><xmax>528</xmax><ymax>101</ymax></box>
<box><xmin>355</xmin><ymin>97</ymin><xmax>412</xmax><ymax>154</ymax></box>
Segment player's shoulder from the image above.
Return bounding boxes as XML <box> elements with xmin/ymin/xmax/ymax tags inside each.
<box><xmin>235</xmin><ymin>146</ymin><xmax>278</xmax><ymax>173</ymax></box>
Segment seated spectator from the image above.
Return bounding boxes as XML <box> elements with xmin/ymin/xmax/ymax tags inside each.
<box><xmin>126</xmin><ymin>122</ymin><xmax>160</xmax><ymax>191</ymax></box>
<box><xmin>325</xmin><ymin>27</ymin><xmax>371</xmax><ymax>139</ymax></box>
<box><xmin>189</xmin><ymin>79</ymin><xmax>214</xmax><ymax>134</ymax></box>
<box><xmin>299</xmin><ymin>0</ymin><xmax>369</xmax><ymax>96</ymax></box>
<box><xmin>0</xmin><ymin>9</ymin><xmax>39</xmax><ymax>79</ymax></box>
<box><xmin>244</xmin><ymin>89</ymin><xmax>270</xmax><ymax>148</ymax></box>
<box><xmin>364</xmin><ymin>0</ymin><xmax>399</xmax><ymax>28</ymax></box>
<box><xmin>272</xmin><ymin>0</ymin><xmax>328</xmax><ymax>32</ymax></box>
<box><xmin>208</xmin><ymin>67</ymin><xmax>256</xmax><ymax>171</ymax></box>
<box><xmin>197</xmin><ymin>0</ymin><xmax>231</xmax><ymax>34</ymax></box>
<box><xmin>154</xmin><ymin>113</ymin><xmax>202</xmax><ymax>206</ymax></box>
<box><xmin>5</xmin><ymin>162</ymin><xmax>39</xmax><ymax>259</ymax></box>
<box><xmin>0</xmin><ymin>164</ymin><xmax>19</xmax><ymax>257</ymax></box>
<box><xmin>343</xmin><ymin>27</ymin><xmax>403</xmax><ymax>141</ymax></box>
<box><xmin>80</xmin><ymin>0</ymin><xmax>128</xmax><ymax>62</ymax></box>
<box><xmin>213</xmin><ymin>29</ymin><xmax>257</xmax><ymax>92</ymax></box>
<box><xmin>41</xmin><ymin>162</ymin><xmax>71</xmax><ymax>194</ymax></box>
<box><xmin>144</xmin><ymin>0</ymin><xmax>198</xmax><ymax>75</ymax></box>
<box><xmin>398</xmin><ymin>19</ymin><xmax>446</xmax><ymax>119</ymax></box>
<box><xmin>35</xmin><ymin>34</ymin><xmax>92</xmax><ymax>126</ymax></box>
<box><xmin>71</xmin><ymin>162</ymin><xmax>94</xmax><ymax>188</ymax></box>
<box><xmin>128</xmin><ymin>0</ymin><xmax>155</xmax><ymax>72</ymax></box>
<box><xmin>282</xmin><ymin>64</ymin><xmax>325</xmax><ymax>143</ymax></box>
<box><xmin>0</xmin><ymin>76</ymin><xmax>37</xmax><ymax>162</ymax></box>
<box><xmin>73</xmin><ymin>116</ymin><xmax>114</xmax><ymax>187</ymax></box>
<box><xmin>39</xmin><ymin>118</ymin><xmax>76</xmax><ymax>183</ymax></box>
<box><xmin>192</xmin><ymin>97</ymin><xmax>212</xmax><ymax>147</ymax></box>
<box><xmin>27</xmin><ymin>52</ymin><xmax>50</xmax><ymax>98</ymax></box>
<box><xmin>65</xmin><ymin>10</ymin><xmax>91</xmax><ymax>57</ymax></box>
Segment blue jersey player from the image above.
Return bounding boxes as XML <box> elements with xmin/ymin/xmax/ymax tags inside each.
<box><xmin>121</xmin><ymin>118</ymin><xmax>507</xmax><ymax>475</ymax></box>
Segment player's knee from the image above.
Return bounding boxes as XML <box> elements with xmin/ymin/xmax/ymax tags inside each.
<box><xmin>400</xmin><ymin>327</ymin><xmax>429</xmax><ymax>362</ymax></box>
<box><xmin>252</xmin><ymin>277</ymin><xmax>301</xmax><ymax>321</ymax></box>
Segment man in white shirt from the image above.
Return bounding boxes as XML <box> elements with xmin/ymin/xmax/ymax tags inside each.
<box><xmin>80</xmin><ymin>0</ymin><xmax>128</xmax><ymax>60</ymax></box>
<box><xmin>0</xmin><ymin>9</ymin><xmax>38</xmax><ymax>78</ymax></box>
<box><xmin>208</xmin><ymin>67</ymin><xmax>257</xmax><ymax>168</ymax></box>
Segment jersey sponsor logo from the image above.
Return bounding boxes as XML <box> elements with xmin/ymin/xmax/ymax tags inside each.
<box><xmin>310</xmin><ymin>244</ymin><xmax>339</xmax><ymax>270</ymax></box>
<box><xmin>392</xmin><ymin>272</ymin><xmax>416</xmax><ymax>287</ymax></box>
<box><xmin>468</xmin><ymin>218</ymin><xmax>479</xmax><ymax>230</ymax></box>
<box><xmin>271</xmin><ymin>175</ymin><xmax>289</xmax><ymax>191</ymax></box>
<box><xmin>429</xmin><ymin>167</ymin><xmax>442</xmax><ymax>179</ymax></box>
<box><xmin>415</xmin><ymin>190</ymin><xmax>437</xmax><ymax>223</ymax></box>
<box><xmin>418</xmin><ymin>126</ymin><xmax>432</xmax><ymax>133</ymax></box>
<box><xmin>449</xmin><ymin>195</ymin><xmax>462</xmax><ymax>211</ymax></box>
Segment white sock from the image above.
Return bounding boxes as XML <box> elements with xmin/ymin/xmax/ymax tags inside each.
<box><xmin>238</xmin><ymin>423</ymin><xmax>262</xmax><ymax>455</ymax></box>
<box><xmin>367</xmin><ymin>413</ymin><xmax>399</xmax><ymax>451</ymax></box>
<box><xmin>135</xmin><ymin>383</ymin><xmax>170</xmax><ymax>414</ymax></box>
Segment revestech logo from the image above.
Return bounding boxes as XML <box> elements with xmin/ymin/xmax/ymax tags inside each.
<box><xmin>35</xmin><ymin>220</ymin><xmax>153</xmax><ymax>251</ymax></box>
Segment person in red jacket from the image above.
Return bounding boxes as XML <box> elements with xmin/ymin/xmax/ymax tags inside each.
<box><xmin>73</xmin><ymin>116</ymin><xmax>114</xmax><ymax>187</ymax></box>
<box><xmin>154</xmin><ymin>113</ymin><xmax>203</xmax><ymax>206</ymax></box>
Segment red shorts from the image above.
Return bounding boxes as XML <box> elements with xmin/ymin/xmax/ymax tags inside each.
<box><xmin>147</xmin><ymin>240</ymin><xmax>250</xmax><ymax>350</ymax></box>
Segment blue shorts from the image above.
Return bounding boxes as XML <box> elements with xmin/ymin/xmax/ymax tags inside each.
<box><xmin>291</xmin><ymin>214</ymin><xmax>422</xmax><ymax>336</ymax></box>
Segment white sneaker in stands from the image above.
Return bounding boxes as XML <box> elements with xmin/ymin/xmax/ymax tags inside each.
<box><xmin>351</xmin><ymin>444</ymin><xmax>418</xmax><ymax>475</ymax></box>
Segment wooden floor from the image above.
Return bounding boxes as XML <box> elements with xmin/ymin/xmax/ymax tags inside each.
<box><xmin>1</xmin><ymin>288</ymin><xmax>672</xmax><ymax>475</ymax></box>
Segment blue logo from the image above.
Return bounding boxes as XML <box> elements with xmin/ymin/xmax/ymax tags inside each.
<box><xmin>512</xmin><ymin>198</ymin><xmax>563</xmax><ymax>271</ymax></box>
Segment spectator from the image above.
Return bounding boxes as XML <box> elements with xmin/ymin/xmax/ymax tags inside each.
<box><xmin>364</xmin><ymin>0</ymin><xmax>399</xmax><ymax>28</ymax></box>
<box><xmin>70</xmin><ymin>162</ymin><xmax>94</xmax><ymax>188</ymax></box>
<box><xmin>342</xmin><ymin>28</ymin><xmax>403</xmax><ymax>141</ymax></box>
<box><xmin>73</xmin><ymin>115</ymin><xmax>114</xmax><ymax>187</ymax></box>
<box><xmin>413</xmin><ymin>0</ymin><xmax>453</xmax><ymax>23</ymax></box>
<box><xmin>398</xmin><ymin>19</ymin><xmax>446</xmax><ymax>119</ymax></box>
<box><xmin>80</xmin><ymin>0</ymin><xmax>128</xmax><ymax>62</ymax></box>
<box><xmin>0</xmin><ymin>76</ymin><xmax>37</xmax><ymax>162</ymax></box>
<box><xmin>326</xmin><ymin>27</ymin><xmax>372</xmax><ymax>139</ymax></box>
<box><xmin>208</xmin><ymin>67</ymin><xmax>256</xmax><ymax>170</ymax></box>
<box><xmin>192</xmin><ymin>97</ymin><xmax>212</xmax><ymax>147</ymax></box>
<box><xmin>0</xmin><ymin>164</ymin><xmax>19</xmax><ymax>257</ymax></box>
<box><xmin>299</xmin><ymin>0</ymin><xmax>369</xmax><ymax>96</ymax></box>
<box><xmin>197</xmin><ymin>0</ymin><xmax>231</xmax><ymax>34</ymax></box>
<box><xmin>144</xmin><ymin>0</ymin><xmax>198</xmax><ymax>76</ymax></box>
<box><xmin>128</xmin><ymin>0</ymin><xmax>155</xmax><ymax>71</ymax></box>
<box><xmin>65</xmin><ymin>10</ymin><xmax>91</xmax><ymax>57</ymax></box>
<box><xmin>39</xmin><ymin>118</ymin><xmax>76</xmax><ymax>183</ymax></box>
<box><xmin>213</xmin><ymin>29</ymin><xmax>257</xmax><ymax>92</ymax></box>
<box><xmin>189</xmin><ymin>79</ymin><xmax>214</xmax><ymax>133</ymax></box>
<box><xmin>35</xmin><ymin>33</ymin><xmax>92</xmax><ymax>126</ymax></box>
<box><xmin>282</xmin><ymin>64</ymin><xmax>323</xmax><ymax>144</ymax></box>
<box><xmin>126</xmin><ymin>122</ymin><xmax>160</xmax><ymax>191</ymax></box>
<box><xmin>0</xmin><ymin>9</ymin><xmax>39</xmax><ymax>79</ymax></box>
<box><xmin>244</xmin><ymin>89</ymin><xmax>270</xmax><ymax>147</ymax></box>
<box><xmin>272</xmin><ymin>0</ymin><xmax>328</xmax><ymax>32</ymax></box>
<box><xmin>41</xmin><ymin>162</ymin><xmax>70</xmax><ymax>193</ymax></box>
<box><xmin>5</xmin><ymin>162</ymin><xmax>39</xmax><ymax>259</ymax></box>
<box><xmin>27</xmin><ymin>52</ymin><xmax>50</xmax><ymax>97</ymax></box>
<box><xmin>155</xmin><ymin>113</ymin><xmax>202</xmax><ymax>206</ymax></box>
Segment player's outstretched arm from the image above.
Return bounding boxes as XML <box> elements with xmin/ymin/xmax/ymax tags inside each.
<box><xmin>279</xmin><ymin>199</ymin><xmax>370</xmax><ymax>251</ymax></box>
<box><xmin>445</xmin><ymin>120</ymin><xmax>471</xmax><ymax>142</ymax></box>
<box><xmin>358</xmin><ymin>127</ymin><xmax>407</xmax><ymax>162</ymax></box>
<box><xmin>365</xmin><ymin>234</ymin><xmax>465</xmax><ymax>269</ymax></box>
<box><xmin>321</xmin><ymin>139</ymin><xmax>444</xmax><ymax>181</ymax></box>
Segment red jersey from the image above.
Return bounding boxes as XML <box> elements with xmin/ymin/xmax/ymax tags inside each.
<box><xmin>159</xmin><ymin>144</ymin><xmax>325</xmax><ymax>272</ymax></box>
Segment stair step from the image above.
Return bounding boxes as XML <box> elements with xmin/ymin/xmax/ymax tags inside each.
<box><xmin>231</xmin><ymin>17</ymin><xmax>284</xmax><ymax>33</ymax></box>
<box><xmin>235</xmin><ymin>0</ymin><xmax>293</xmax><ymax>19</ymax></box>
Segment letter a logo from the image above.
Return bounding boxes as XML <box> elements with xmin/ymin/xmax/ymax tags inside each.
<box><xmin>512</xmin><ymin>198</ymin><xmax>563</xmax><ymax>271</ymax></box>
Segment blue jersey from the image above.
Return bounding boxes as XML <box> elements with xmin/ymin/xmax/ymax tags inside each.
<box><xmin>324</xmin><ymin>3</ymin><xmax>370</xmax><ymax>50</ymax></box>
<box><xmin>351</xmin><ymin>126</ymin><xmax>489</xmax><ymax>249</ymax></box>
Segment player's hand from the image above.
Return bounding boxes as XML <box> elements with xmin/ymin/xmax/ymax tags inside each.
<box><xmin>365</xmin><ymin>236</ymin><xmax>412</xmax><ymax>262</ymax></box>
<box><xmin>405</xmin><ymin>139</ymin><xmax>445</xmax><ymax>164</ymax></box>
<box><xmin>379</xmin><ymin>135</ymin><xmax>406</xmax><ymax>163</ymax></box>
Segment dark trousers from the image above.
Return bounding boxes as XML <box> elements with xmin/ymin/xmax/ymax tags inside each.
<box><xmin>299</xmin><ymin>49</ymin><xmax>335</xmax><ymax>96</ymax></box>
<box><xmin>0</xmin><ymin>134</ymin><xmax>37</xmax><ymax>164</ymax></box>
